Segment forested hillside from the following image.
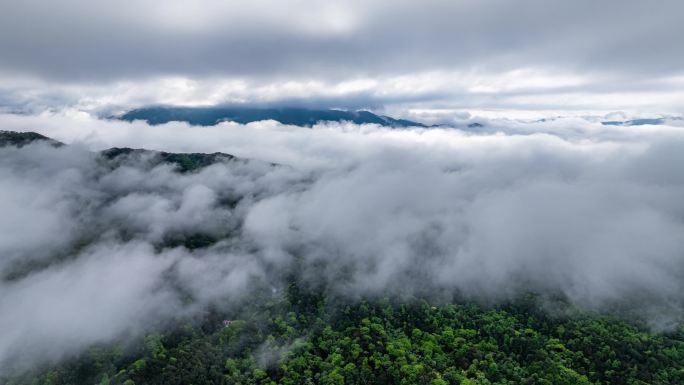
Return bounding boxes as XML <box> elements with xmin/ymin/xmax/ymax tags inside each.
<box><xmin>5</xmin><ymin>290</ymin><xmax>684</xmax><ymax>385</ymax></box>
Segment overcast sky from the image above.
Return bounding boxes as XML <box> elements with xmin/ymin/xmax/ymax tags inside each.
<box><xmin>0</xmin><ymin>0</ymin><xmax>683</xmax><ymax>118</ymax></box>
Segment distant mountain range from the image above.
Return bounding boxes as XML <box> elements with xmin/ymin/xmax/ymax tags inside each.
<box><xmin>601</xmin><ymin>117</ymin><xmax>682</xmax><ymax>126</ymax></box>
<box><xmin>118</xmin><ymin>106</ymin><xmax>427</xmax><ymax>128</ymax></box>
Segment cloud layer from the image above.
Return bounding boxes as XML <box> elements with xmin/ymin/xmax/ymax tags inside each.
<box><xmin>1</xmin><ymin>0</ymin><xmax>683</xmax><ymax>117</ymax></box>
<box><xmin>2</xmin><ymin>116</ymin><xmax>684</xmax><ymax>371</ymax></box>
<box><xmin>2</xmin><ymin>0</ymin><xmax>682</xmax><ymax>80</ymax></box>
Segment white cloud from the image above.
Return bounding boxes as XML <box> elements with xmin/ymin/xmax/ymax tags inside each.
<box><xmin>3</xmin><ymin>112</ymin><xmax>684</xmax><ymax>371</ymax></box>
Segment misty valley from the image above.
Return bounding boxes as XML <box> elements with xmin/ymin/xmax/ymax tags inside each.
<box><xmin>1</xmin><ymin>130</ymin><xmax>683</xmax><ymax>385</ymax></box>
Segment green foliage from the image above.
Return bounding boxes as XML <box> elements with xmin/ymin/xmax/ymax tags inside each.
<box><xmin>0</xmin><ymin>131</ymin><xmax>63</xmax><ymax>147</ymax></box>
<box><xmin>100</xmin><ymin>147</ymin><xmax>234</xmax><ymax>174</ymax></box>
<box><xmin>5</xmin><ymin>294</ymin><xmax>684</xmax><ymax>385</ymax></box>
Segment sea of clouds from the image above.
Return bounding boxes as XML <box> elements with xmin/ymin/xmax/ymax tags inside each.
<box><xmin>1</xmin><ymin>111</ymin><xmax>684</xmax><ymax>372</ymax></box>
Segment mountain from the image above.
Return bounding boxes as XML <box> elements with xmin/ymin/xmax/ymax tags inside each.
<box><xmin>0</xmin><ymin>131</ymin><xmax>236</xmax><ymax>173</ymax></box>
<box><xmin>0</xmin><ymin>130</ymin><xmax>63</xmax><ymax>147</ymax></box>
<box><xmin>118</xmin><ymin>106</ymin><xmax>426</xmax><ymax>127</ymax></box>
<box><xmin>602</xmin><ymin>117</ymin><xmax>683</xmax><ymax>126</ymax></box>
<box><xmin>101</xmin><ymin>147</ymin><xmax>237</xmax><ymax>173</ymax></box>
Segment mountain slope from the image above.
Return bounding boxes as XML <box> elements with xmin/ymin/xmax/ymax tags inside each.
<box><xmin>0</xmin><ymin>131</ymin><xmax>237</xmax><ymax>173</ymax></box>
<box><xmin>0</xmin><ymin>130</ymin><xmax>63</xmax><ymax>147</ymax></box>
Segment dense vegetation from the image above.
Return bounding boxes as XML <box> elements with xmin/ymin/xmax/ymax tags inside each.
<box><xmin>0</xmin><ymin>130</ymin><xmax>62</xmax><ymax>147</ymax></box>
<box><xmin>5</xmin><ymin>286</ymin><xmax>683</xmax><ymax>385</ymax></box>
<box><xmin>101</xmin><ymin>147</ymin><xmax>236</xmax><ymax>173</ymax></box>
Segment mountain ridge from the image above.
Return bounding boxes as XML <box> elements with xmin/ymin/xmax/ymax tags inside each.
<box><xmin>0</xmin><ymin>131</ymin><xmax>239</xmax><ymax>173</ymax></box>
<box><xmin>117</xmin><ymin>106</ymin><xmax>426</xmax><ymax>127</ymax></box>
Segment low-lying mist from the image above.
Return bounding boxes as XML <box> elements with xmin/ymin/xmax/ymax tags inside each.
<box><xmin>2</xmin><ymin>113</ymin><xmax>684</xmax><ymax>372</ymax></box>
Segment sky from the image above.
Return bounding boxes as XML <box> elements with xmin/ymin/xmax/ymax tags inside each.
<box><xmin>1</xmin><ymin>0</ymin><xmax>683</xmax><ymax>119</ymax></box>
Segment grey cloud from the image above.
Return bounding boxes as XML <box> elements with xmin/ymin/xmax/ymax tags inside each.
<box><xmin>1</xmin><ymin>0</ymin><xmax>682</xmax><ymax>81</ymax></box>
<box><xmin>1</xmin><ymin>1</ymin><xmax>683</xmax><ymax>117</ymax></box>
<box><xmin>0</xmin><ymin>242</ymin><xmax>181</xmax><ymax>371</ymax></box>
<box><xmin>242</xmin><ymin>136</ymin><xmax>684</xmax><ymax>313</ymax></box>
<box><xmin>0</xmin><ymin>141</ymin><xmax>300</xmax><ymax>371</ymax></box>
